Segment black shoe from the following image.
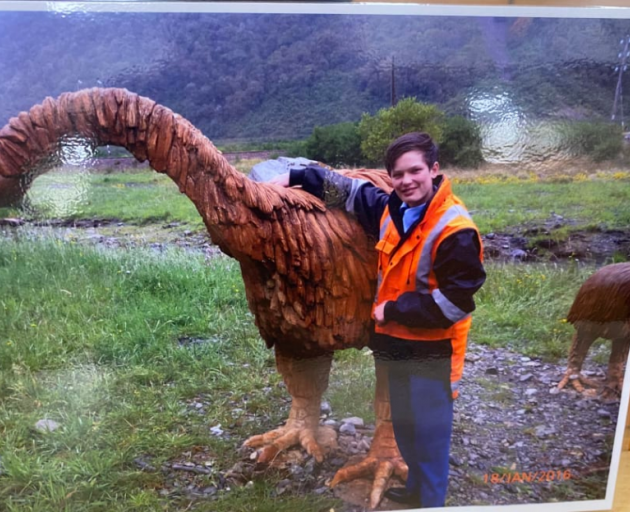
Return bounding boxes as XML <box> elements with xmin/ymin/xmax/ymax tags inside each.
<box><xmin>384</xmin><ymin>487</ymin><xmax>421</xmax><ymax>507</ymax></box>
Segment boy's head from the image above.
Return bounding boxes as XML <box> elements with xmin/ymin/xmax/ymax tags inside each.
<box><xmin>384</xmin><ymin>132</ymin><xmax>439</xmax><ymax>175</ymax></box>
<box><xmin>385</xmin><ymin>132</ymin><xmax>440</xmax><ymax>207</ymax></box>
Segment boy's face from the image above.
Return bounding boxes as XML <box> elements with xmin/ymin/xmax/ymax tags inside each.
<box><xmin>390</xmin><ymin>150</ymin><xmax>439</xmax><ymax>207</ymax></box>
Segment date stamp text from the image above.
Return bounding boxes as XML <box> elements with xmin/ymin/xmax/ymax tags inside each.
<box><xmin>484</xmin><ymin>469</ymin><xmax>572</xmax><ymax>484</ymax></box>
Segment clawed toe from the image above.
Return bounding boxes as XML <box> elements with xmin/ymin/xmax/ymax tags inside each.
<box><xmin>244</xmin><ymin>424</ymin><xmax>337</xmax><ymax>465</ymax></box>
<box><xmin>599</xmin><ymin>384</ymin><xmax>622</xmax><ymax>403</ymax></box>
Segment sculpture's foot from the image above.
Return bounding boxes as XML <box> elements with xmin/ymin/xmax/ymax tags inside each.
<box><xmin>244</xmin><ymin>422</ymin><xmax>337</xmax><ymax>464</ymax></box>
<box><xmin>557</xmin><ymin>370</ymin><xmax>600</xmax><ymax>395</ymax></box>
<box><xmin>244</xmin><ymin>350</ymin><xmax>335</xmax><ymax>464</ymax></box>
<box><xmin>558</xmin><ymin>371</ymin><xmax>622</xmax><ymax>402</ymax></box>
<box><xmin>599</xmin><ymin>381</ymin><xmax>623</xmax><ymax>403</ymax></box>
<box><xmin>330</xmin><ymin>423</ymin><xmax>407</xmax><ymax>510</ymax></box>
<box><xmin>600</xmin><ymin>338</ymin><xmax>629</xmax><ymax>403</ymax></box>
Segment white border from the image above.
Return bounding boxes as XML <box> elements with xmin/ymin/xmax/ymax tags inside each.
<box><xmin>1</xmin><ymin>2</ymin><xmax>628</xmax><ymax>512</ymax></box>
<box><xmin>0</xmin><ymin>1</ymin><xmax>627</xmax><ymax>18</ymax></box>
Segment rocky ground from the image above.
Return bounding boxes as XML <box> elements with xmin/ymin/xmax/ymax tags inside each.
<box><xmin>481</xmin><ymin>214</ymin><xmax>630</xmax><ymax>265</ymax></box>
<box><xmin>0</xmin><ymin>218</ymin><xmax>222</xmax><ymax>259</ymax></box>
<box><xmin>147</xmin><ymin>341</ymin><xmax>622</xmax><ymax>511</ymax></box>
<box><xmin>1</xmin><ymin>219</ymin><xmax>627</xmax><ymax>511</ymax></box>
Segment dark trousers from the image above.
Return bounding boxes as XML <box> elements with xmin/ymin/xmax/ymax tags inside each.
<box><xmin>371</xmin><ymin>334</ymin><xmax>454</xmax><ymax>508</ymax></box>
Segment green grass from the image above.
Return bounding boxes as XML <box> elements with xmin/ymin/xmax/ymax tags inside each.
<box><xmin>0</xmin><ymin>239</ymin><xmax>337</xmax><ymax>511</ymax></box>
<box><xmin>472</xmin><ymin>261</ymin><xmax>596</xmax><ymax>360</ymax></box>
<box><xmin>1</xmin><ymin>169</ymin><xmax>203</xmax><ymax>227</ymax></box>
<box><xmin>454</xmin><ymin>179</ymin><xmax>630</xmax><ymax>234</ymax></box>
<box><xmin>3</xmin><ymin>169</ymin><xmax>630</xmax><ymax>241</ymax></box>
<box><xmin>329</xmin><ymin>349</ymin><xmax>375</xmax><ymax>423</ymax></box>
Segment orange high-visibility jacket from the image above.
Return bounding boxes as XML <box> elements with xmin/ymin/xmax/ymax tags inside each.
<box><xmin>373</xmin><ymin>176</ymin><xmax>483</xmax><ymax>398</ymax></box>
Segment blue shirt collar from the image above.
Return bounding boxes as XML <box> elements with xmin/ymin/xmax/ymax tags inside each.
<box><xmin>399</xmin><ymin>202</ymin><xmax>427</xmax><ymax>233</ymax></box>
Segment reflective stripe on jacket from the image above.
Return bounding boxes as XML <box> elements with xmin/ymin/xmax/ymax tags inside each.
<box><xmin>372</xmin><ymin>176</ymin><xmax>483</xmax><ymax>398</ymax></box>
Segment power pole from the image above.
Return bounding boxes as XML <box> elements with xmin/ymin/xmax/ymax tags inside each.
<box><xmin>611</xmin><ymin>35</ymin><xmax>630</xmax><ymax>130</ymax></box>
<box><xmin>391</xmin><ymin>56</ymin><xmax>397</xmax><ymax>107</ymax></box>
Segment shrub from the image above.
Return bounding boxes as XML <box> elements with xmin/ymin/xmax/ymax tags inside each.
<box><xmin>563</xmin><ymin>121</ymin><xmax>623</xmax><ymax>162</ymax></box>
<box><xmin>284</xmin><ymin>139</ymin><xmax>307</xmax><ymax>158</ymax></box>
<box><xmin>295</xmin><ymin>122</ymin><xmax>364</xmax><ymax>167</ymax></box>
<box><xmin>439</xmin><ymin>116</ymin><xmax>484</xmax><ymax>168</ymax></box>
<box><xmin>358</xmin><ymin>98</ymin><xmax>444</xmax><ymax>164</ymax></box>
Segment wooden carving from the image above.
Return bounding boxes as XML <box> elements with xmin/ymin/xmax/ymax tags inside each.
<box><xmin>0</xmin><ymin>88</ymin><xmax>404</xmax><ymax>508</ymax></box>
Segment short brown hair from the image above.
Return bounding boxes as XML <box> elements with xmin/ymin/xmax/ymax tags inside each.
<box><xmin>384</xmin><ymin>132</ymin><xmax>439</xmax><ymax>174</ymax></box>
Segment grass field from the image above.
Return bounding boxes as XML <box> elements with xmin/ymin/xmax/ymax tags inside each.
<box><xmin>1</xmin><ymin>164</ymin><xmax>630</xmax><ymax>237</ymax></box>
<box><xmin>0</xmin><ymin>162</ymin><xmax>628</xmax><ymax>510</ymax></box>
<box><xmin>0</xmin><ymin>240</ymin><xmax>339</xmax><ymax>511</ymax></box>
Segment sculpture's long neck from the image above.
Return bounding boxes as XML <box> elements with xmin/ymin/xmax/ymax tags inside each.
<box><xmin>0</xmin><ymin>87</ymin><xmax>262</xmax><ymax>256</ymax></box>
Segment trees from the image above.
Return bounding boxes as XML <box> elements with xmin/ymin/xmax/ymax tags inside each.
<box><xmin>300</xmin><ymin>123</ymin><xmax>363</xmax><ymax>167</ymax></box>
<box><xmin>297</xmin><ymin>98</ymin><xmax>485</xmax><ymax>168</ymax></box>
<box><xmin>563</xmin><ymin>121</ymin><xmax>623</xmax><ymax>162</ymax></box>
<box><xmin>358</xmin><ymin>98</ymin><xmax>444</xmax><ymax>164</ymax></box>
<box><xmin>439</xmin><ymin>116</ymin><xmax>484</xmax><ymax>168</ymax></box>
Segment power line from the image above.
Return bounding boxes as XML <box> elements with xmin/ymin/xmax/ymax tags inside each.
<box><xmin>611</xmin><ymin>35</ymin><xmax>630</xmax><ymax>130</ymax></box>
<box><xmin>391</xmin><ymin>55</ymin><xmax>397</xmax><ymax>107</ymax></box>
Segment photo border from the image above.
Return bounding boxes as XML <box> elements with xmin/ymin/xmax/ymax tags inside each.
<box><xmin>1</xmin><ymin>2</ymin><xmax>628</xmax><ymax>511</ymax></box>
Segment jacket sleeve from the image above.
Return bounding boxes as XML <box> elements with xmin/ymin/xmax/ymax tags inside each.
<box><xmin>290</xmin><ymin>164</ymin><xmax>389</xmax><ymax>239</ymax></box>
<box><xmin>384</xmin><ymin>229</ymin><xmax>486</xmax><ymax>329</ymax></box>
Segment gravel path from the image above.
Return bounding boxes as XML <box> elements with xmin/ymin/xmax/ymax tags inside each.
<box><xmin>157</xmin><ymin>342</ymin><xmax>621</xmax><ymax>511</ymax></box>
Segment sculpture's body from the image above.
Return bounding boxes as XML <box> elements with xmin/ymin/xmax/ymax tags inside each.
<box><xmin>557</xmin><ymin>262</ymin><xmax>630</xmax><ymax>401</ymax></box>
<box><xmin>0</xmin><ymin>88</ymin><xmax>404</xmax><ymax>508</ymax></box>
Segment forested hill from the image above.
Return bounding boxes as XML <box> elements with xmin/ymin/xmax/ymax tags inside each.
<box><xmin>1</xmin><ymin>10</ymin><xmax>628</xmax><ymax>142</ymax></box>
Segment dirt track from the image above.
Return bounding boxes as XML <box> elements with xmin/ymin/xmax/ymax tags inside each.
<box><xmin>2</xmin><ymin>216</ymin><xmax>628</xmax><ymax>265</ymax></box>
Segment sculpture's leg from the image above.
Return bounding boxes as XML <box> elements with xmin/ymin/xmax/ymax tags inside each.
<box><xmin>330</xmin><ymin>357</ymin><xmax>407</xmax><ymax>510</ymax></box>
<box><xmin>244</xmin><ymin>346</ymin><xmax>335</xmax><ymax>463</ymax></box>
<box><xmin>557</xmin><ymin>327</ymin><xmax>599</xmax><ymax>394</ymax></box>
<box><xmin>600</xmin><ymin>337</ymin><xmax>630</xmax><ymax>402</ymax></box>
<box><xmin>0</xmin><ymin>176</ymin><xmax>28</xmax><ymax>208</ymax></box>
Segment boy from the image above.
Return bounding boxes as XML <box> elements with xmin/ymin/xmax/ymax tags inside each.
<box><xmin>271</xmin><ymin>132</ymin><xmax>485</xmax><ymax>508</ymax></box>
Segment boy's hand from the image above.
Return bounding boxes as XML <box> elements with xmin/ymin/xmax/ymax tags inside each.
<box><xmin>374</xmin><ymin>301</ymin><xmax>388</xmax><ymax>326</ymax></box>
<box><xmin>268</xmin><ymin>172</ymin><xmax>291</xmax><ymax>188</ymax></box>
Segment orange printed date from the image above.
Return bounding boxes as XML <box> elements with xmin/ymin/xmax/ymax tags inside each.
<box><xmin>484</xmin><ymin>469</ymin><xmax>572</xmax><ymax>484</ymax></box>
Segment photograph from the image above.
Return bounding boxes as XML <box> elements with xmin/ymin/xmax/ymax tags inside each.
<box><xmin>0</xmin><ymin>2</ymin><xmax>629</xmax><ymax>511</ymax></box>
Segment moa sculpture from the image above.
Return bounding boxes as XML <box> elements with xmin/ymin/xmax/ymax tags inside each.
<box><xmin>0</xmin><ymin>88</ymin><xmax>404</xmax><ymax>508</ymax></box>
<box><xmin>557</xmin><ymin>262</ymin><xmax>630</xmax><ymax>402</ymax></box>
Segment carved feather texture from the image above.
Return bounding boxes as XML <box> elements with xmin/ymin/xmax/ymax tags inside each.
<box><xmin>567</xmin><ymin>262</ymin><xmax>630</xmax><ymax>324</ymax></box>
<box><xmin>0</xmin><ymin>88</ymin><xmax>393</xmax><ymax>355</ymax></box>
